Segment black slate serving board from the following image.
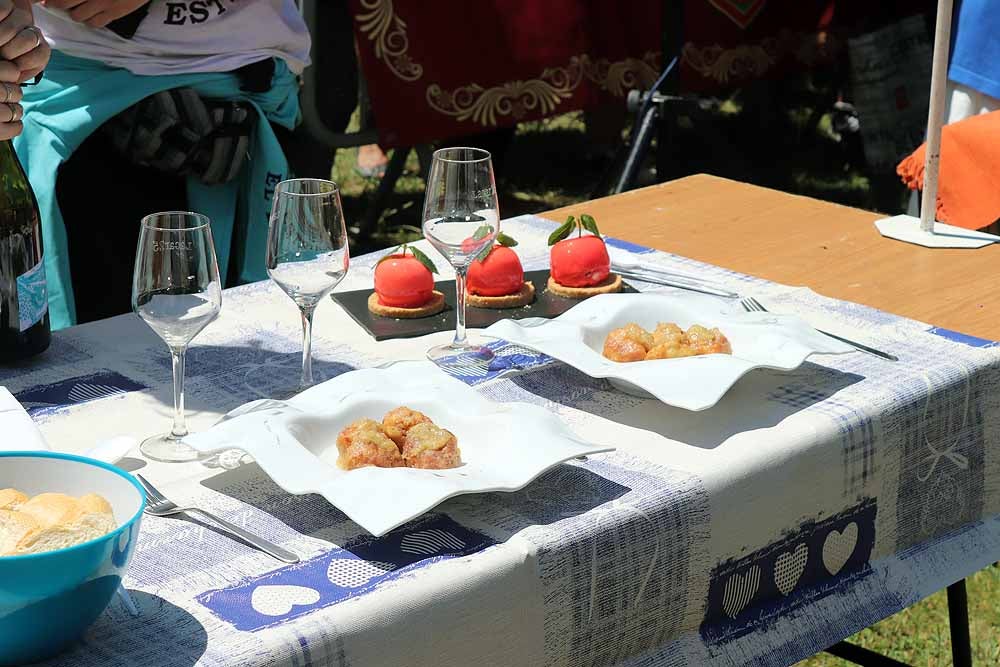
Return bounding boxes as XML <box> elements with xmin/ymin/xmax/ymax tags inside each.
<box><xmin>332</xmin><ymin>269</ymin><xmax>637</xmax><ymax>341</ymax></box>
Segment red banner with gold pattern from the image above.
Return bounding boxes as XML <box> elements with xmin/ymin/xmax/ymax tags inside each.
<box><xmin>349</xmin><ymin>0</ymin><xmax>663</xmax><ymax>147</ymax></box>
<box><xmin>349</xmin><ymin>1</ymin><xmax>932</xmax><ymax>147</ymax></box>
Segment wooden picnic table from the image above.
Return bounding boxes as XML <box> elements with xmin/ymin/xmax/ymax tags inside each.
<box><xmin>542</xmin><ymin>174</ymin><xmax>1000</xmax><ymax>342</ymax></box>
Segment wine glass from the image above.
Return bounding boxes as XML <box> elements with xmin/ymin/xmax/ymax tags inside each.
<box><xmin>133</xmin><ymin>212</ymin><xmax>222</xmax><ymax>463</ymax></box>
<box><xmin>266</xmin><ymin>178</ymin><xmax>349</xmax><ymax>396</ymax></box>
<box><xmin>422</xmin><ymin>147</ymin><xmax>500</xmax><ymax>367</ymax></box>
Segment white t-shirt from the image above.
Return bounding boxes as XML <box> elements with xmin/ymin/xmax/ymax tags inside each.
<box><xmin>34</xmin><ymin>0</ymin><xmax>311</xmax><ymax>76</ymax></box>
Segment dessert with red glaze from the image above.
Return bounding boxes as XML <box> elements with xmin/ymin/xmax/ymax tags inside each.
<box><xmin>368</xmin><ymin>244</ymin><xmax>446</xmax><ymax>319</ymax></box>
<box><xmin>547</xmin><ymin>214</ymin><xmax>621</xmax><ymax>298</ymax></box>
<box><xmin>466</xmin><ymin>232</ymin><xmax>535</xmax><ymax>308</ymax></box>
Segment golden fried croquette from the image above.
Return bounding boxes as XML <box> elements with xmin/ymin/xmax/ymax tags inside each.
<box><xmin>381</xmin><ymin>406</ymin><xmax>432</xmax><ymax>448</ymax></box>
<box><xmin>620</xmin><ymin>322</ymin><xmax>654</xmax><ymax>350</ymax></box>
<box><xmin>645</xmin><ymin>341</ymin><xmax>698</xmax><ymax>360</ymax></box>
<box><xmin>336</xmin><ymin>418</ymin><xmax>404</xmax><ymax>470</ymax></box>
<box><xmin>603</xmin><ymin>321</ymin><xmax>732</xmax><ymax>362</ymax></box>
<box><xmin>652</xmin><ymin>322</ymin><xmax>684</xmax><ymax>346</ymax></box>
<box><xmin>401</xmin><ymin>422</ymin><xmax>462</xmax><ymax>470</ymax></box>
<box><xmin>684</xmin><ymin>324</ymin><xmax>732</xmax><ymax>355</ymax></box>
<box><xmin>603</xmin><ymin>334</ymin><xmax>646</xmax><ymax>362</ymax></box>
<box><xmin>602</xmin><ymin>323</ymin><xmax>654</xmax><ymax>362</ymax></box>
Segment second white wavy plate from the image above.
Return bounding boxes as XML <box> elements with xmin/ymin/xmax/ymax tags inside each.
<box><xmin>485</xmin><ymin>291</ymin><xmax>854</xmax><ymax>411</ymax></box>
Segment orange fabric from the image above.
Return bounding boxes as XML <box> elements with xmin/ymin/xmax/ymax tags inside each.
<box><xmin>897</xmin><ymin>110</ymin><xmax>1000</xmax><ymax>230</ymax></box>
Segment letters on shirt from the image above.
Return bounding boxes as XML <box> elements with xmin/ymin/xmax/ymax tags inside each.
<box><xmin>164</xmin><ymin>0</ymin><xmax>236</xmax><ymax>25</ymax></box>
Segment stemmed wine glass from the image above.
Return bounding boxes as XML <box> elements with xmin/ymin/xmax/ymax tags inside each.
<box><xmin>133</xmin><ymin>212</ymin><xmax>223</xmax><ymax>463</ymax></box>
<box><xmin>422</xmin><ymin>147</ymin><xmax>500</xmax><ymax>367</ymax></box>
<box><xmin>266</xmin><ymin>178</ymin><xmax>349</xmax><ymax>396</ymax></box>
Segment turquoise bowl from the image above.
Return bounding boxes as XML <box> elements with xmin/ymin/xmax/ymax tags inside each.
<box><xmin>0</xmin><ymin>452</ymin><xmax>145</xmax><ymax>665</ymax></box>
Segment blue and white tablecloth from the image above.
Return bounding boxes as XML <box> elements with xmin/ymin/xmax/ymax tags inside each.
<box><xmin>5</xmin><ymin>214</ymin><xmax>1000</xmax><ymax>667</ymax></box>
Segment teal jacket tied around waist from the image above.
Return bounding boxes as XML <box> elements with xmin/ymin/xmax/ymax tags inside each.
<box><xmin>13</xmin><ymin>50</ymin><xmax>300</xmax><ymax>330</ymax></box>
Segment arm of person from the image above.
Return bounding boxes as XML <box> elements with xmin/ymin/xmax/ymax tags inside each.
<box><xmin>33</xmin><ymin>0</ymin><xmax>151</xmax><ymax>28</ymax></box>
<box><xmin>0</xmin><ymin>0</ymin><xmax>50</xmax><ymax>139</ymax></box>
<box><xmin>4</xmin><ymin>0</ymin><xmax>48</xmax><ymax>82</ymax></box>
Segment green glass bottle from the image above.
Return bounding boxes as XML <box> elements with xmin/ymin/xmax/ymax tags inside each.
<box><xmin>0</xmin><ymin>138</ymin><xmax>49</xmax><ymax>361</ymax></box>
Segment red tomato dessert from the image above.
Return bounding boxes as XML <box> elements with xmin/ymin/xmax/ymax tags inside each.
<box><xmin>550</xmin><ymin>235</ymin><xmax>610</xmax><ymax>288</ymax></box>
<box><xmin>369</xmin><ymin>246</ymin><xmax>446</xmax><ymax>319</ymax></box>
<box><xmin>468</xmin><ymin>246</ymin><xmax>524</xmax><ymax>296</ymax></box>
<box><xmin>546</xmin><ymin>214</ymin><xmax>622</xmax><ymax>298</ymax></box>
<box><xmin>374</xmin><ymin>254</ymin><xmax>433</xmax><ymax>308</ymax></box>
<box><xmin>465</xmin><ymin>234</ymin><xmax>536</xmax><ymax>309</ymax></box>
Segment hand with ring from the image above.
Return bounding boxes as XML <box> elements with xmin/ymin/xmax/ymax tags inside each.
<box><xmin>0</xmin><ymin>1</ymin><xmax>51</xmax><ymax>139</ymax></box>
<box><xmin>0</xmin><ymin>1</ymin><xmax>50</xmax><ymax>83</ymax></box>
<box><xmin>0</xmin><ymin>81</ymin><xmax>21</xmax><ymax>138</ymax></box>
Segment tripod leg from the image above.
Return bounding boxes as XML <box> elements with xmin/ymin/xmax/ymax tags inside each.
<box><xmin>947</xmin><ymin>579</ymin><xmax>972</xmax><ymax>667</ymax></box>
<box><xmin>360</xmin><ymin>146</ymin><xmax>411</xmax><ymax>238</ymax></box>
<box><xmin>613</xmin><ymin>106</ymin><xmax>659</xmax><ymax>194</ymax></box>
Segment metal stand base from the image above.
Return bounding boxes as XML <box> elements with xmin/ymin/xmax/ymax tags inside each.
<box><xmin>875</xmin><ymin>215</ymin><xmax>1000</xmax><ymax>249</ymax></box>
<box><xmin>823</xmin><ymin>579</ymin><xmax>972</xmax><ymax>666</ymax></box>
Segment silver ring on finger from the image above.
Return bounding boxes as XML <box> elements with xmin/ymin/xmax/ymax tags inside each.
<box><xmin>1</xmin><ymin>83</ymin><xmax>11</xmax><ymax>105</ymax></box>
<box><xmin>22</xmin><ymin>26</ymin><xmax>41</xmax><ymax>51</ymax></box>
<box><xmin>5</xmin><ymin>103</ymin><xmax>20</xmax><ymax>123</ymax></box>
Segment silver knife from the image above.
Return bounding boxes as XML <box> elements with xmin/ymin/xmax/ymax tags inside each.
<box><xmin>613</xmin><ymin>267</ymin><xmax>740</xmax><ymax>299</ymax></box>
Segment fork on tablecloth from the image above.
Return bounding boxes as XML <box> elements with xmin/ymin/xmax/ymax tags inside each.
<box><xmin>740</xmin><ymin>296</ymin><xmax>897</xmax><ymax>362</ymax></box>
<box><xmin>136</xmin><ymin>474</ymin><xmax>299</xmax><ymax>563</ymax></box>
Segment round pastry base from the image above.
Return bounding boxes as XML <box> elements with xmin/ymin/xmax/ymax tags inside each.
<box><xmin>546</xmin><ymin>273</ymin><xmax>622</xmax><ymax>298</ymax></box>
<box><xmin>467</xmin><ymin>281</ymin><xmax>535</xmax><ymax>309</ymax></box>
<box><xmin>368</xmin><ymin>291</ymin><xmax>446</xmax><ymax>319</ymax></box>
<box><xmin>140</xmin><ymin>433</ymin><xmax>200</xmax><ymax>463</ymax></box>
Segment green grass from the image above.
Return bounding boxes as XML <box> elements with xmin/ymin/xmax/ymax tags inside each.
<box><xmin>331</xmin><ymin>110</ymin><xmax>616</xmax><ymax>254</ymax></box>
<box><xmin>332</xmin><ymin>75</ymin><xmax>909</xmax><ymax>256</ymax></box>
<box><xmin>797</xmin><ymin>565</ymin><xmax>1000</xmax><ymax>665</ymax></box>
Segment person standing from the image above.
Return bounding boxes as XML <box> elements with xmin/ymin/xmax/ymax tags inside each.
<box><xmin>946</xmin><ymin>0</ymin><xmax>1000</xmax><ymax>122</ymax></box>
<box><xmin>16</xmin><ymin>0</ymin><xmax>311</xmax><ymax>327</ymax></box>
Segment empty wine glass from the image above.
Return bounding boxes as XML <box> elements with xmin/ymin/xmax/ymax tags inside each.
<box><xmin>266</xmin><ymin>178</ymin><xmax>349</xmax><ymax>396</ymax></box>
<box><xmin>133</xmin><ymin>212</ymin><xmax>222</xmax><ymax>463</ymax></box>
<box><xmin>422</xmin><ymin>147</ymin><xmax>500</xmax><ymax>367</ymax></box>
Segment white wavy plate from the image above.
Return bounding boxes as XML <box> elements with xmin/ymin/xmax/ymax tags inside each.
<box><xmin>183</xmin><ymin>362</ymin><xmax>613</xmax><ymax>536</ymax></box>
<box><xmin>486</xmin><ymin>292</ymin><xmax>854</xmax><ymax>411</ymax></box>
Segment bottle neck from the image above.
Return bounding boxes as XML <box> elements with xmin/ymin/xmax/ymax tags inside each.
<box><xmin>0</xmin><ymin>139</ymin><xmax>19</xmax><ymax>171</ymax></box>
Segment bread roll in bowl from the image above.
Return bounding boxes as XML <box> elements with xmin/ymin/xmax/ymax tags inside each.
<box><xmin>0</xmin><ymin>452</ymin><xmax>145</xmax><ymax>666</ymax></box>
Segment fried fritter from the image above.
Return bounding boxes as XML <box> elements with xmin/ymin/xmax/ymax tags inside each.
<box><xmin>401</xmin><ymin>422</ymin><xmax>462</xmax><ymax>470</ymax></box>
<box><xmin>602</xmin><ymin>323</ymin><xmax>654</xmax><ymax>362</ymax></box>
<box><xmin>382</xmin><ymin>406</ymin><xmax>432</xmax><ymax>448</ymax></box>
<box><xmin>336</xmin><ymin>418</ymin><xmax>404</xmax><ymax>470</ymax></box>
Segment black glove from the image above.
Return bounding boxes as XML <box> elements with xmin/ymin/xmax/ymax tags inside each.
<box><xmin>103</xmin><ymin>87</ymin><xmax>256</xmax><ymax>186</ymax></box>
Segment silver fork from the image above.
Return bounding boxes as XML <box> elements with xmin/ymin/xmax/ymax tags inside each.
<box><xmin>740</xmin><ymin>296</ymin><xmax>898</xmax><ymax>362</ymax></box>
<box><xmin>136</xmin><ymin>474</ymin><xmax>299</xmax><ymax>563</ymax></box>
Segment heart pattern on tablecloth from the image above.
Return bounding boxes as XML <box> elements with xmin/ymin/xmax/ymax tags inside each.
<box><xmin>822</xmin><ymin>522</ymin><xmax>858</xmax><ymax>576</ymax></box>
<box><xmin>67</xmin><ymin>382</ymin><xmax>126</xmax><ymax>403</ymax></box>
<box><xmin>327</xmin><ymin>558</ymin><xmax>397</xmax><ymax>588</ymax></box>
<box><xmin>400</xmin><ymin>528</ymin><xmax>465</xmax><ymax>555</ymax></box>
<box><xmin>251</xmin><ymin>585</ymin><xmax>321</xmax><ymax>616</ymax></box>
<box><xmin>722</xmin><ymin>565</ymin><xmax>761</xmax><ymax>618</ymax></box>
<box><xmin>773</xmin><ymin>543</ymin><xmax>808</xmax><ymax>596</ymax></box>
